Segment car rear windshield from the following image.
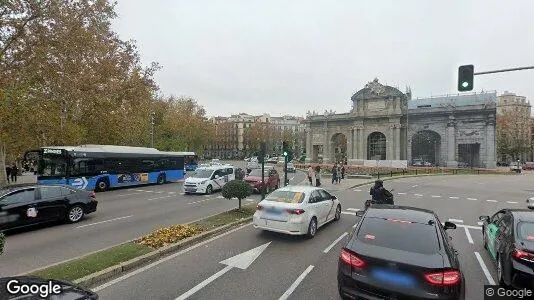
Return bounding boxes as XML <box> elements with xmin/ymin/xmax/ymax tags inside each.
<box><xmin>517</xmin><ymin>222</ymin><xmax>534</xmax><ymax>241</ymax></box>
<box><xmin>357</xmin><ymin>217</ymin><xmax>440</xmax><ymax>254</ymax></box>
<box><xmin>265</xmin><ymin>190</ymin><xmax>305</xmax><ymax>203</ymax></box>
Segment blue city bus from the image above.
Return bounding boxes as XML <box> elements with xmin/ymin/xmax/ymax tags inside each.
<box><xmin>25</xmin><ymin>145</ymin><xmax>187</xmax><ymax>192</ymax></box>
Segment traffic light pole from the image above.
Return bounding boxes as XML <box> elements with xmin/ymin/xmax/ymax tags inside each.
<box><xmin>474</xmin><ymin>66</ymin><xmax>534</xmax><ymax>75</ymax></box>
<box><xmin>284</xmin><ymin>155</ymin><xmax>288</xmax><ymax>187</ymax></box>
<box><xmin>261</xmin><ymin>159</ymin><xmax>265</xmax><ymax>200</ymax></box>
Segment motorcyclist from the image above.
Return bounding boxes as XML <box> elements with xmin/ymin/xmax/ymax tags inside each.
<box><xmin>369</xmin><ymin>180</ymin><xmax>393</xmax><ymax>205</ymax></box>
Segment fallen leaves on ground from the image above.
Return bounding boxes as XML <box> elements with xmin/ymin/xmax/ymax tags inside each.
<box><xmin>137</xmin><ymin>224</ymin><xmax>203</xmax><ymax>248</ymax></box>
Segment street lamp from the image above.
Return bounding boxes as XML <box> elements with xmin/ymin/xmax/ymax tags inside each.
<box><xmin>151</xmin><ymin>112</ymin><xmax>155</xmax><ymax>148</ymax></box>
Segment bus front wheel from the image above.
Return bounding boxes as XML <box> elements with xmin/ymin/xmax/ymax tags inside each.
<box><xmin>95</xmin><ymin>179</ymin><xmax>108</xmax><ymax>192</ymax></box>
<box><xmin>157</xmin><ymin>174</ymin><xmax>166</xmax><ymax>185</ymax></box>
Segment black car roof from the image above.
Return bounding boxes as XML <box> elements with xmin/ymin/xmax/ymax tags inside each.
<box><xmin>365</xmin><ymin>205</ymin><xmax>437</xmax><ymax>224</ymax></box>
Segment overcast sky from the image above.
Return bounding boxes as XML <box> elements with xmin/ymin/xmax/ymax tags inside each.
<box><xmin>111</xmin><ymin>0</ymin><xmax>534</xmax><ymax>118</ymax></box>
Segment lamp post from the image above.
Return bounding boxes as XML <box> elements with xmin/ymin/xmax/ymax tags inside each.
<box><xmin>151</xmin><ymin>112</ymin><xmax>155</xmax><ymax>148</ymax></box>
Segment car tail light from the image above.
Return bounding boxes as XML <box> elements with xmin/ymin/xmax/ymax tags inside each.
<box><xmin>256</xmin><ymin>204</ymin><xmax>264</xmax><ymax>211</ymax></box>
<box><xmin>512</xmin><ymin>245</ymin><xmax>534</xmax><ymax>260</ymax></box>
<box><xmin>424</xmin><ymin>270</ymin><xmax>461</xmax><ymax>286</ymax></box>
<box><xmin>340</xmin><ymin>248</ymin><xmax>365</xmax><ymax>268</ymax></box>
<box><xmin>286</xmin><ymin>208</ymin><xmax>305</xmax><ymax>215</ymax></box>
<box><xmin>89</xmin><ymin>191</ymin><xmax>96</xmax><ymax>199</ymax></box>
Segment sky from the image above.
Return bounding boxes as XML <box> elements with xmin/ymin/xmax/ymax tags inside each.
<box><xmin>111</xmin><ymin>0</ymin><xmax>534</xmax><ymax>118</ymax></box>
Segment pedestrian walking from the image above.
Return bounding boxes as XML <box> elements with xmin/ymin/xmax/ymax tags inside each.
<box><xmin>10</xmin><ymin>164</ymin><xmax>18</xmax><ymax>183</ymax></box>
<box><xmin>307</xmin><ymin>165</ymin><xmax>315</xmax><ymax>186</ymax></box>
<box><xmin>331</xmin><ymin>164</ymin><xmax>338</xmax><ymax>184</ymax></box>
<box><xmin>341</xmin><ymin>164</ymin><xmax>345</xmax><ymax>180</ymax></box>
<box><xmin>336</xmin><ymin>164</ymin><xmax>342</xmax><ymax>183</ymax></box>
<box><xmin>315</xmin><ymin>166</ymin><xmax>321</xmax><ymax>187</ymax></box>
<box><xmin>5</xmin><ymin>165</ymin><xmax>11</xmax><ymax>184</ymax></box>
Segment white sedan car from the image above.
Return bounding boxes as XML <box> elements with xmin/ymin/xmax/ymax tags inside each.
<box><xmin>253</xmin><ymin>186</ymin><xmax>341</xmax><ymax>238</ymax></box>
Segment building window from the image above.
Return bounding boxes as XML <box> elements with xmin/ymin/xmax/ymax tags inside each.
<box><xmin>367</xmin><ymin>132</ymin><xmax>386</xmax><ymax>160</ymax></box>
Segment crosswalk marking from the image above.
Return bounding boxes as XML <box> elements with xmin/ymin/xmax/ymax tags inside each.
<box><xmin>352</xmin><ymin>189</ymin><xmax>362</xmax><ymax>192</ymax></box>
<box><xmin>507</xmin><ymin>201</ymin><xmax>518</xmax><ymax>204</ymax></box>
<box><xmin>467</xmin><ymin>198</ymin><xmax>478</xmax><ymax>201</ymax></box>
<box><xmin>341</xmin><ymin>211</ymin><xmax>356</xmax><ymax>216</ymax></box>
<box><xmin>414</xmin><ymin>194</ymin><xmax>423</xmax><ymax>197</ymax></box>
<box><xmin>431</xmin><ymin>195</ymin><xmax>441</xmax><ymax>198</ymax></box>
<box><xmin>397</xmin><ymin>192</ymin><xmax>406</xmax><ymax>195</ymax></box>
<box><xmin>486</xmin><ymin>200</ymin><xmax>498</xmax><ymax>203</ymax></box>
<box><xmin>449</xmin><ymin>196</ymin><xmax>459</xmax><ymax>199</ymax></box>
<box><xmin>346</xmin><ymin>208</ymin><xmax>360</xmax><ymax>212</ymax></box>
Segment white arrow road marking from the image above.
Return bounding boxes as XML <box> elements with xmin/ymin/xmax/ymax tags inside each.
<box><xmin>474</xmin><ymin>252</ymin><xmax>496</xmax><ymax>285</ymax></box>
<box><xmin>175</xmin><ymin>242</ymin><xmax>271</xmax><ymax>300</ymax></box>
<box><xmin>76</xmin><ymin>216</ymin><xmax>133</xmax><ymax>229</ymax></box>
<box><xmin>279</xmin><ymin>265</ymin><xmax>315</xmax><ymax>300</ymax></box>
<box><xmin>323</xmin><ymin>232</ymin><xmax>348</xmax><ymax>253</ymax></box>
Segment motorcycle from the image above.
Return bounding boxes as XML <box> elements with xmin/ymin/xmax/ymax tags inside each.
<box><xmin>365</xmin><ymin>189</ymin><xmax>395</xmax><ymax>209</ymax></box>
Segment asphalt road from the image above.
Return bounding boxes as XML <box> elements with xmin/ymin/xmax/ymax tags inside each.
<box><xmin>0</xmin><ymin>161</ymin><xmax>306</xmax><ymax>276</ymax></box>
<box><xmin>93</xmin><ymin>174</ymin><xmax>534</xmax><ymax>300</ymax></box>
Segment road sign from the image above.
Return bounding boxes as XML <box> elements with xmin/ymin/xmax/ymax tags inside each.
<box><xmin>175</xmin><ymin>242</ymin><xmax>271</xmax><ymax>300</ymax></box>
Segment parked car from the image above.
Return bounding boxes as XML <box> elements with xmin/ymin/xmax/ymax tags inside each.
<box><xmin>286</xmin><ymin>162</ymin><xmax>296</xmax><ymax>173</ymax></box>
<box><xmin>253</xmin><ymin>186</ymin><xmax>341</xmax><ymax>237</ymax></box>
<box><xmin>244</xmin><ymin>167</ymin><xmax>280</xmax><ymax>193</ymax></box>
<box><xmin>523</xmin><ymin>162</ymin><xmax>534</xmax><ymax>170</ymax></box>
<box><xmin>183</xmin><ymin>165</ymin><xmax>235</xmax><ymax>195</ymax></box>
<box><xmin>0</xmin><ymin>185</ymin><xmax>98</xmax><ymax>231</ymax></box>
<box><xmin>267</xmin><ymin>157</ymin><xmax>278</xmax><ymax>164</ymax></box>
<box><xmin>338</xmin><ymin>205</ymin><xmax>464</xmax><ymax>300</ymax></box>
<box><xmin>479</xmin><ymin>208</ymin><xmax>534</xmax><ymax>288</ymax></box>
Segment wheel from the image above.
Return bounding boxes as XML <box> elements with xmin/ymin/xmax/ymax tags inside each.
<box><xmin>482</xmin><ymin>230</ymin><xmax>488</xmax><ymax>249</ymax></box>
<box><xmin>95</xmin><ymin>179</ymin><xmax>108</xmax><ymax>192</ymax></box>
<box><xmin>307</xmin><ymin>217</ymin><xmax>317</xmax><ymax>238</ymax></box>
<box><xmin>66</xmin><ymin>205</ymin><xmax>85</xmax><ymax>223</ymax></box>
<box><xmin>157</xmin><ymin>175</ymin><xmax>165</xmax><ymax>185</ymax></box>
<box><xmin>205</xmin><ymin>185</ymin><xmax>213</xmax><ymax>195</ymax></box>
<box><xmin>334</xmin><ymin>205</ymin><xmax>341</xmax><ymax>221</ymax></box>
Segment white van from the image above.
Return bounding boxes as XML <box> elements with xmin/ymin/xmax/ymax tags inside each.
<box><xmin>183</xmin><ymin>165</ymin><xmax>235</xmax><ymax>194</ymax></box>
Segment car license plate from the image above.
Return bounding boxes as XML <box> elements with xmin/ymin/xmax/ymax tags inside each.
<box><xmin>371</xmin><ymin>268</ymin><xmax>415</xmax><ymax>287</ymax></box>
<box><xmin>185</xmin><ymin>188</ymin><xmax>195</xmax><ymax>192</ymax></box>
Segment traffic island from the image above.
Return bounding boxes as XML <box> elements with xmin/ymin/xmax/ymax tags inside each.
<box><xmin>26</xmin><ymin>205</ymin><xmax>256</xmax><ymax>288</ymax></box>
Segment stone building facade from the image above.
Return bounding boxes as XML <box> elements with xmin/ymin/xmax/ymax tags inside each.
<box><xmin>303</xmin><ymin>79</ymin><xmax>497</xmax><ymax>168</ymax></box>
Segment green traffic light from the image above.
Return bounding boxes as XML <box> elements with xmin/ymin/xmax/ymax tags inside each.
<box><xmin>283</xmin><ymin>152</ymin><xmax>287</xmax><ymax>156</ymax></box>
<box><xmin>462</xmin><ymin>82</ymin><xmax>469</xmax><ymax>88</ymax></box>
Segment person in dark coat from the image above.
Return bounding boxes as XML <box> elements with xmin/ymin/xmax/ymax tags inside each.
<box><xmin>331</xmin><ymin>164</ymin><xmax>338</xmax><ymax>184</ymax></box>
<box><xmin>315</xmin><ymin>166</ymin><xmax>321</xmax><ymax>187</ymax></box>
<box><xmin>370</xmin><ymin>179</ymin><xmax>392</xmax><ymax>204</ymax></box>
<box><xmin>10</xmin><ymin>164</ymin><xmax>18</xmax><ymax>183</ymax></box>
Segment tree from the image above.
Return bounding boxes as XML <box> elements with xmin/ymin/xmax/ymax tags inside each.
<box><xmin>0</xmin><ymin>231</ymin><xmax>5</xmax><ymax>255</ymax></box>
<box><xmin>497</xmin><ymin>108</ymin><xmax>532</xmax><ymax>161</ymax></box>
<box><xmin>221</xmin><ymin>180</ymin><xmax>252</xmax><ymax>210</ymax></box>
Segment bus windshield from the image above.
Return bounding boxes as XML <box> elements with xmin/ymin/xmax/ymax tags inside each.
<box><xmin>38</xmin><ymin>155</ymin><xmax>67</xmax><ymax>177</ymax></box>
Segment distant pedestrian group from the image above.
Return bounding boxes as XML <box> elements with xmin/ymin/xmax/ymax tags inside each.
<box><xmin>307</xmin><ymin>165</ymin><xmax>322</xmax><ymax>187</ymax></box>
<box><xmin>5</xmin><ymin>164</ymin><xmax>18</xmax><ymax>184</ymax></box>
<box><xmin>331</xmin><ymin>163</ymin><xmax>345</xmax><ymax>184</ymax></box>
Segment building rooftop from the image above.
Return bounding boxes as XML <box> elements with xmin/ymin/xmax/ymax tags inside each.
<box><xmin>408</xmin><ymin>91</ymin><xmax>497</xmax><ymax>109</ymax></box>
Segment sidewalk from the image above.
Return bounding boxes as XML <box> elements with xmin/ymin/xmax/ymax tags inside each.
<box><xmin>3</xmin><ymin>174</ymin><xmax>37</xmax><ymax>187</ymax></box>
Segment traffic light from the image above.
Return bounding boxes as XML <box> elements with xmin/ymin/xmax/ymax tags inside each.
<box><xmin>458</xmin><ymin>65</ymin><xmax>474</xmax><ymax>91</ymax></box>
<box><xmin>258</xmin><ymin>142</ymin><xmax>266</xmax><ymax>163</ymax></box>
<box><xmin>282</xmin><ymin>141</ymin><xmax>288</xmax><ymax>157</ymax></box>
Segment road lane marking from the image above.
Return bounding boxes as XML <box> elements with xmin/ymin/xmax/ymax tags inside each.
<box><xmin>246</xmin><ymin>199</ymin><xmax>254</xmax><ymax>202</ymax></box>
<box><xmin>93</xmin><ymin>223</ymin><xmax>252</xmax><ymax>292</ymax></box>
<box><xmin>414</xmin><ymin>194</ymin><xmax>423</xmax><ymax>197</ymax></box>
<box><xmin>507</xmin><ymin>201</ymin><xmax>518</xmax><ymax>204</ymax></box>
<box><xmin>486</xmin><ymin>200</ymin><xmax>498</xmax><ymax>202</ymax></box>
<box><xmin>168</xmin><ymin>192</ymin><xmax>176</xmax><ymax>194</ymax></box>
<box><xmin>449</xmin><ymin>219</ymin><xmax>464</xmax><ymax>223</ymax></box>
<box><xmin>431</xmin><ymin>195</ymin><xmax>441</xmax><ymax>198</ymax></box>
<box><xmin>464</xmin><ymin>227</ymin><xmax>474</xmax><ymax>244</ymax></box>
<box><xmin>147</xmin><ymin>195</ymin><xmax>175</xmax><ymax>201</ymax></box>
<box><xmin>278</xmin><ymin>265</ymin><xmax>315</xmax><ymax>300</ymax></box>
<box><xmin>397</xmin><ymin>192</ymin><xmax>406</xmax><ymax>195</ymax></box>
<box><xmin>467</xmin><ymin>198</ymin><xmax>478</xmax><ymax>201</ymax></box>
<box><xmin>76</xmin><ymin>216</ymin><xmax>133</xmax><ymax>229</ymax></box>
<box><xmin>346</xmin><ymin>208</ymin><xmax>360</xmax><ymax>212</ymax></box>
<box><xmin>323</xmin><ymin>232</ymin><xmax>349</xmax><ymax>253</ymax></box>
<box><xmin>290</xmin><ymin>177</ymin><xmax>295</xmax><ymax>181</ymax></box>
<box><xmin>216</xmin><ymin>196</ymin><xmax>225</xmax><ymax>199</ymax></box>
<box><xmin>478</xmin><ymin>221</ymin><xmax>484</xmax><ymax>226</ymax></box>
<box><xmin>341</xmin><ymin>211</ymin><xmax>356</xmax><ymax>215</ymax></box>
<box><xmin>353</xmin><ymin>189</ymin><xmax>362</xmax><ymax>192</ymax></box>
<box><xmin>411</xmin><ymin>185</ymin><xmax>418</xmax><ymax>187</ymax></box>
<box><xmin>176</xmin><ymin>265</ymin><xmax>233</xmax><ymax>300</ymax></box>
<box><xmin>180</xmin><ymin>193</ymin><xmax>185</xmax><ymax>195</ymax></box>
<box><xmin>155</xmin><ymin>191</ymin><xmax>164</xmax><ymax>194</ymax></box>
<box><xmin>134</xmin><ymin>189</ymin><xmax>154</xmax><ymax>193</ymax></box>
<box><xmin>204</xmin><ymin>195</ymin><xmax>210</xmax><ymax>197</ymax></box>
<box><xmin>449</xmin><ymin>196</ymin><xmax>459</xmax><ymax>199</ymax></box>
<box><xmin>456</xmin><ymin>224</ymin><xmax>482</xmax><ymax>230</ymax></box>
<box><xmin>474</xmin><ymin>252</ymin><xmax>496</xmax><ymax>285</ymax></box>
<box><xmin>116</xmin><ymin>192</ymin><xmax>144</xmax><ymax>197</ymax></box>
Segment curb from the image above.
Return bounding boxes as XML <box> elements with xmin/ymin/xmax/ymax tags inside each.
<box><xmin>73</xmin><ymin>217</ymin><xmax>253</xmax><ymax>288</ymax></box>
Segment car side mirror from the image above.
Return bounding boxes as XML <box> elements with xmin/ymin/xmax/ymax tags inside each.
<box><xmin>479</xmin><ymin>216</ymin><xmax>490</xmax><ymax>222</ymax></box>
<box><xmin>331</xmin><ymin>195</ymin><xmax>337</xmax><ymax>201</ymax></box>
<box><xmin>444</xmin><ymin>221</ymin><xmax>457</xmax><ymax>230</ymax></box>
<box><xmin>355</xmin><ymin>211</ymin><xmax>365</xmax><ymax>217</ymax></box>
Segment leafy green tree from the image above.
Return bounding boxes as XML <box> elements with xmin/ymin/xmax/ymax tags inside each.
<box><xmin>222</xmin><ymin>180</ymin><xmax>253</xmax><ymax>210</ymax></box>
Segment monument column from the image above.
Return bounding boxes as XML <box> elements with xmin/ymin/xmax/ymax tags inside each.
<box><xmin>395</xmin><ymin>124</ymin><xmax>401</xmax><ymax>160</ymax></box>
<box><xmin>347</xmin><ymin>127</ymin><xmax>353</xmax><ymax>159</ymax></box>
<box><xmin>322</xmin><ymin>121</ymin><xmax>330</xmax><ymax>163</ymax></box>
<box><xmin>305</xmin><ymin>125</ymin><xmax>312</xmax><ymax>163</ymax></box>
<box><xmin>446</xmin><ymin>116</ymin><xmax>458</xmax><ymax>167</ymax></box>
<box><xmin>485</xmin><ymin>115</ymin><xmax>496</xmax><ymax>168</ymax></box>
<box><xmin>352</xmin><ymin>127</ymin><xmax>358</xmax><ymax>159</ymax></box>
